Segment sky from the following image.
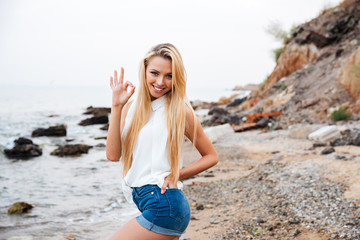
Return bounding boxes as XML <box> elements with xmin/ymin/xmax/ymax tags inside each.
<box><xmin>0</xmin><ymin>0</ymin><xmax>343</xmax><ymax>91</ymax></box>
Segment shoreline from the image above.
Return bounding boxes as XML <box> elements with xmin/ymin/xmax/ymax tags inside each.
<box><xmin>181</xmin><ymin>123</ymin><xmax>360</xmax><ymax>239</ymax></box>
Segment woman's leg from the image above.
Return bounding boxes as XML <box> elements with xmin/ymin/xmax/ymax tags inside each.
<box><xmin>109</xmin><ymin>218</ymin><xmax>180</xmax><ymax>240</ymax></box>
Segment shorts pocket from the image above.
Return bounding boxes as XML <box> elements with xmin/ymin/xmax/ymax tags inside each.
<box><xmin>164</xmin><ymin>188</ymin><xmax>190</xmax><ymax>222</ymax></box>
<box><xmin>136</xmin><ymin>186</ymin><xmax>159</xmax><ymax>213</ymax></box>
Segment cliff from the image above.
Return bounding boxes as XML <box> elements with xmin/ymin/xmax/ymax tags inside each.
<box><xmin>242</xmin><ymin>0</ymin><xmax>360</xmax><ymax>126</ymax></box>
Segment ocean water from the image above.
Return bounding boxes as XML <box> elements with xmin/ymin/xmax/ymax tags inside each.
<box><xmin>0</xmin><ymin>85</ymin><xmax>247</xmax><ymax>239</ymax></box>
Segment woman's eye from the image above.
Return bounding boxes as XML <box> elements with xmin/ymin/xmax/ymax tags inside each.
<box><xmin>167</xmin><ymin>74</ymin><xmax>172</xmax><ymax>79</ymax></box>
<box><xmin>151</xmin><ymin>72</ymin><xmax>158</xmax><ymax>75</ymax></box>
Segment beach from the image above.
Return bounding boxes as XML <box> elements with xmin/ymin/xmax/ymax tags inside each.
<box><xmin>181</xmin><ymin>123</ymin><xmax>360</xmax><ymax>239</ymax></box>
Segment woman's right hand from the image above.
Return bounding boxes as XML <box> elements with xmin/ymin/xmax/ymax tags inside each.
<box><xmin>110</xmin><ymin>67</ymin><xmax>136</xmax><ymax>107</ymax></box>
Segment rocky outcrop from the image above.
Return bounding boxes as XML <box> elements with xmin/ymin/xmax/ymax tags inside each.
<box><xmin>238</xmin><ymin>0</ymin><xmax>360</xmax><ymax>126</ymax></box>
<box><xmin>338</xmin><ymin>46</ymin><xmax>360</xmax><ymax>99</ymax></box>
<box><xmin>50</xmin><ymin>144</ymin><xmax>92</xmax><ymax>157</ymax></box>
<box><xmin>264</xmin><ymin>43</ymin><xmax>319</xmax><ymax>91</ymax></box>
<box><xmin>79</xmin><ymin>115</ymin><xmax>108</xmax><ymax>126</ymax></box>
<box><xmin>8</xmin><ymin>202</ymin><xmax>34</xmax><ymax>214</ymax></box>
<box><xmin>32</xmin><ymin>124</ymin><xmax>67</xmax><ymax>137</ymax></box>
<box><xmin>4</xmin><ymin>137</ymin><xmax>42</xmax><ymax>159</ymax></box>
<box><xmin>83</xmin><ymin>106</ymin><xmax>111</xmax><ymax>116</ymax></box>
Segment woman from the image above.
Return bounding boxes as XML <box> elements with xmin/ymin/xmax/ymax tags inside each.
<box><xmin>106</xmin><ymin>43</ymin><xmax>218</xmax><ymax>240</ymax></box>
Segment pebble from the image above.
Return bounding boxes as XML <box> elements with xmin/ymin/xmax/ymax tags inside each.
<box><xmin>321</xmin><ymin>147</ymin><xmax>335</xmax><ymax>155</ymax></box>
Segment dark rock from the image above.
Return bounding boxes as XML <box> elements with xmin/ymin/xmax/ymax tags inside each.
<box><xmin>321</xmin><ymin>147</ymin><xmax>335</xmax><ymax>155</ymax></box>
<box><xmin>100</xmin><ymin>123</ymin><xmax>109</xmax><ymax>131</ymax></box>
<box><xmin>330</xmin><ymin>138</ymin><xmax>353</xmax><ymax>147</ymax></box>
<box><xmin>196</xmin><ymin>204</ymin><xmax>204</xmax><ymax>210</ymax></box>
<box><xmin>313</xmin><ymin>142</ymin><xmax>327</xmax><ymax>148</ymax></box>
<box><xmin>95</xmin><ymin>143</ymin><xmax>106</xmax><ymax>148</ymax></box>
<box><xmin>4</xmin><ymin>137</ymin><xmax>42</xmax><ymax>159</ymax></box>
<box><xmin>208</xmin><ymin>107</ymin><xmax>229</xmax><ymax>116</ymax></box>
<box><xmin>353</xmin><ymin>133</ymin><xmax>360</xmax><ymax>146</ymax></box>
<box><xmin>8</xmin><ymin>202</ymin><xmax>33</xmax><ymax>214</ymax></box>
<box><xmin>83</xmin><ymin>106</ymin><xmax>111</xmax><ymax>116</ymax></box>
<box><xmin>14</xmin><ymin>137</ymin><xmax>33</xmax><ymax>145</ymax></box>
<box><xmin>257</xmin><ymin>117</ymin><xmax>269</xmax><ymax>128</ymax></box>
<box><xmin>94</xmin><ymin>136</ymin><xmax>107</xmax><ymax>140</ymax></box>
<box><xmin>228</xmin><ymin>115</ymin><xmax>242</xmax><ymax>125</ymax></box>
<box><xmin>256</xmin><ymin>218</ymin><xmax>266</xmax><ymax>224</ymax></box>
<box><xmin>335</xmin><ymin>155</ymin><xmax>347</xmax><ymax>160</ymax></box>
<box><xmin>32</xmin><ymin>124</ymin><xmax>66</xmax><ymax>137</ymax></box>
<box><xmin>51</xmin><ymin>144</ymin><xmax>93</xmax><ymax>157</ymax></box>
<box><xmin>203</xmin><ymin>174</ymin><xmax>215</xmax><ymax>178</ymax></box>
<box><xmin>226</xmin><ymin>96</ymin><xmax>247</xmax><ymax>107</ymax></box>
<box><xmin>289</xmin><ymin>218</ymin><xmax>300</xmax><ymax>224</ymax></box>
<box><xmin>79</xmin><ymin>115</ymin><xmax>108</xmax><ymax>126</ymax></box>
<box><xmin>294</xmin><ymin>229</ymin><xmax>301</xmax><ymax>236</ymax></box>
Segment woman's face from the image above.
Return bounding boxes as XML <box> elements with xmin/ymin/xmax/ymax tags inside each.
<box><xmin>146</xmin><ymin>56</ymin><xmax>172</xmax><ymax>100</ymax></box>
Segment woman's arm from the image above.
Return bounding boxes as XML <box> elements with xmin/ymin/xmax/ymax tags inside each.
<box><xmin>106</xmin><ymin>68</ymin><xmax>135</xmax><ymax>162</ymax></box>
<box><xmin>161</xmin><ymin>104</ymin><xmax>218</xmax><ymax>193</ymax></box>
<box><xmin>179</xmin><ymin>105</ymin><xmax>219</xmax><ymax>180</ymax></box>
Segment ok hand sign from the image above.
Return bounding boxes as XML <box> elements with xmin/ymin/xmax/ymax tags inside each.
<box><xmin>110</xmin><ymin>67</ymin><xmax>136</xmax><ymax>107</ymax></box>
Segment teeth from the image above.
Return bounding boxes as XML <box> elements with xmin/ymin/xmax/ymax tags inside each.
<box><xmin>154</xmin><ymin>86</ymin><xmax>163</xmax><ymax>91</ymax></box>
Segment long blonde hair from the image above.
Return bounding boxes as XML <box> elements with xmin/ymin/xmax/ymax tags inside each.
<box><xmin>122</xmin><ymin>43</ymin><xmax>196</xmax><ymax>184</ymax></box>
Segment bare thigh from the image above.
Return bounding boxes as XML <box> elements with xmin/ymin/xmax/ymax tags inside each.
<box><xmin>109</xmin><ymin>218</ymin><xmax>180</xmax><ymax>240</ymax></box>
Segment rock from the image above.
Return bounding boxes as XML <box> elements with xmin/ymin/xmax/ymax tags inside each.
<box><xmin>226</xmin><ymin>96</ymin><xmax>247</xmax><ymax>107</ymax></box>
<box><xmin>321</xmin><ymin>147</ymin><xmax>335</xmax><ymax>155</ymax></box>
<box><xmin>256</xmin><ymin>218</ymin><xmax>266</xmax><ymax>224</ymax></box>
<box><xmin>353</xmin><ymin>132</ymin><xmax>360</xmax><ymax>146</ymax></box>
<box><xmin>50</xmin><ymin>144</ymin><xmax>93</xmax><ymax>157</ymax></box>
<box><xmin>208</xmin><ymin>107</ymin><xmax>229</xmax><ymax>116</ymax></box>
<box><xmin>32</xmin><ymin>124</ymin><xmax>66</xmax><ymax>137</ymax></box>
<box><xmin>204</xmin><ymin>124</ymin><xmax>234</xmax><ymax>143</ymax></box>
<box><xmin>312</xmin><ymin>142</ymin><xmax>327</xmax><ymax>148</ymax></box>
<box><xmin>196</xmin><ymin>204</ymin><xmax>204</xmax><ymax>210</ymax></box>
<box><xmin>100</xmin><ymin>123</ymin><xmax>109</xmax><ymax>131</ymax></box>
<box><xmin>263</xmin><ymin>42</ymin><xmax>319</xmax><ymax>91</ymax></box>
<box><xmin>95</xmin><ymin>143</ymin><xmax>106</xmax><ymax>148</ymax></box>
<box><xmin>301</xmin><ymin>98</ymin><xmax>319</xmax><ymax>108</ymax></box>
<box><xmin>308</xmin><ymin>125</ymin><xmax>341</xmax><ymax>143</ymax></box>
<box><xmin>79</xmin><ymin>115</ymin><xmax>108</xmax><ymax>126</ymax></box>
<box><xmin>94</xmin><ymin>136</ymin><xmax>107</xmax><ymax>140</ymax></box>
<box><xmin>210</xmin><ymin>218</ymin><xmax>220</xmax><ymax>224</ymax></box>
<box><xmin>83</xmin><ymin>106</ymin><xmax>111</xmax><ymax>116</ymax></box>
<box><xmin>338</xmin><ymin>47</ymin><xmax>360</xmax><ymax>100</ymax></box>
<box><xmin>257</xmin><ymin>117</ymin><xmax>269</xmax><ymax>128</ymax></box>
<box><xmin>294</xmin><ymin>229</ymin><xmax>301</xmax><ymax>236</ymax></box>
<box><xmin>4</xmin><ymin>137</ymin><xmax>42</xmax><ymax>159</ymax></box>
<box><xmin>8</xmin><ymin>202</ymin><xmax>33</xmax><ymax>214</ymax></box>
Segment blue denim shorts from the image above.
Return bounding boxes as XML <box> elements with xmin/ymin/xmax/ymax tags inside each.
<box><xmin>131</xmin><ymin>184</ymin><xmax>191</xmax><ymax>236</ymax></box>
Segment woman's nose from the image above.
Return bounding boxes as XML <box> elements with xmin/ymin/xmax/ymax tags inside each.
<box><xmin>156</xmin><ymin>76</ymin><xmax>165</xmax><ymax>86</ymax></box>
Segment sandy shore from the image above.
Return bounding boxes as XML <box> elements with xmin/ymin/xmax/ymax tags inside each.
<box><xmin>181</xmin><ymin>123</ymin><xmax>360</xmax><ymax>240</ymax></box>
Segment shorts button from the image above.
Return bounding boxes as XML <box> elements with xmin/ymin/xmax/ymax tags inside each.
<box><xmin>151</xmin><ymin>192</ymin><xmax>154</xmax><ymax>194</ymax></box>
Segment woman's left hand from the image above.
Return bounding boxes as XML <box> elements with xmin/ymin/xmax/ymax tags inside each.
<box><xmin>161</xmin><ymin>175</ymin><xmax>178</xmax><ymax>194</ymax></box>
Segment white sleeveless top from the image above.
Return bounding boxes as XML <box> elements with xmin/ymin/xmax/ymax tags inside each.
<box><xmin>120</xmin><ymin>95</ymin><xmax>184</xmax><ymax>203</ymax></box>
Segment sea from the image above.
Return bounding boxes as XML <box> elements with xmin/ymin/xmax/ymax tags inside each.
<box><xmin>0</xmin><ymin>85</ymin><xmax>249</xmax><ymax>240</ymax></box>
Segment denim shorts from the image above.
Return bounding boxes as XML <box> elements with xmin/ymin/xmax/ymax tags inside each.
<box><xmin>131</xmin><ymin>184</ymin><xmax>191</xmax><ymax>236</ymax></box>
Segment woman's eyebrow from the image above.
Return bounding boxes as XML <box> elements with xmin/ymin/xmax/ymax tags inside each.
<box><xmin>149</xmin><ymin>69</ymin><xmax>172</xmax><ymax>75</ymax></box>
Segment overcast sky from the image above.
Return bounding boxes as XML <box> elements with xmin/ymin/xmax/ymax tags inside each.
<box><xmin>0</xmin><ymin>0</ymin><xmax>343</xmax><ymax>90</ymax></box>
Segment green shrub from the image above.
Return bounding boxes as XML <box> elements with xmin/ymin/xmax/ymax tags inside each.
<box><xmin>280</xmin><ymin>83</ymin><xmax>287</xmax><ymax>90</ymax></box>
<box><xmin>274</xmin><ymin>47</ymin><xmax>285</xmax><ymax>62</ymax></box>
<box><xmin>330</xmin><ymin>107</ymin><xmax>351</xmax><ymax>121</ymax></box>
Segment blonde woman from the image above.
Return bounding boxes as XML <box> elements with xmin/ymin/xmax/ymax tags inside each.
<box><xmin>106</xmin><ymin>43</ymin><xmax>218</xmax><ymax>240</ymax></box>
